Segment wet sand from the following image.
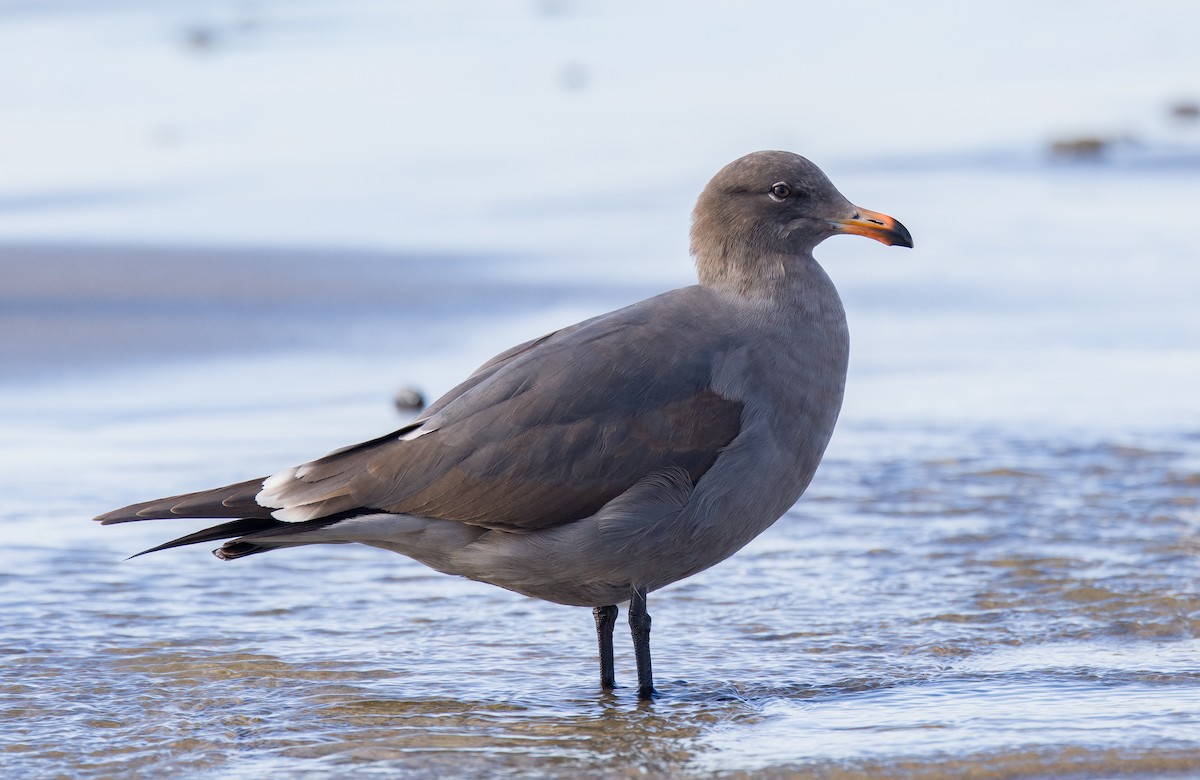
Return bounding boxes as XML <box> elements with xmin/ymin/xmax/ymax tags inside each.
<box><xmin>0</xmin><ymin>242</ymin><xmax>651</xmax><ymax>382</ymax></box>
<box><xmin>3</xmin><ymin>0</ymin><xmax>1200</xmax><ymax>775</ymax></box>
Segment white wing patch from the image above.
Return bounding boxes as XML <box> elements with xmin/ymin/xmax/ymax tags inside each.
<box><xmin>256</xmin><ymin>467</ymin><xmax>297</xmax><ymax>511</ymax></box>
<box><xmin>399</xmin><ymin>424</ymin><xmax>435</xmax><ymax>442</ymax></box>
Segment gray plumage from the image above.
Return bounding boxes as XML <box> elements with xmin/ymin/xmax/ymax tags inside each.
<box><xmin>96</xmin><ymin>150</ymin><xmax>912</xmax><ymax>697</ymax></box>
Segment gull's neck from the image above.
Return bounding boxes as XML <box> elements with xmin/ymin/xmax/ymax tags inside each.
<box><xmin>695</xmin><ymin>248</ymin><xmax>831</xmax><ymax>307</ymax></box>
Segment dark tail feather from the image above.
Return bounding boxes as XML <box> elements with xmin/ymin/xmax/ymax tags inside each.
<box><xmin>127</xmin><ymin>510</ymin><xmax>364</xmax><ymax>561</ymax></box>
<box><xmin>130</xmin><ymin>517</ymin><xmax>286</xmax><ymax>558</ymax></box>
<box><xmin>212</xmin><ymin>513</ymin><xmax>358</xmax><ymax>560</ymax></box>
<box><xmin>95</xmin><ymin>477</ymin><xmax>271</xmax><ymax>524</ymax></box>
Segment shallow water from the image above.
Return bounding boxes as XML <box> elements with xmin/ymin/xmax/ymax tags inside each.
<box><xmin>2</xmin><ymin>366</ymin><xmax>1198</xmax><ymax>778</ymax></box>
<box><xmin>3</xmin><ymin>3</ymin><xmax>1200</xmax><ymax>776</ymax></box>
<box><xmin>2</xmin><ymin>166</ymin><xmax>1198</xmax><ymax>776</ymax></box>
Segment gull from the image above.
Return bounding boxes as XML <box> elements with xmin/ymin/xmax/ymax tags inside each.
<box><xmin>96</xmin><ymin>151</ymin><xmax>912</xmax><ymax>698</ymax></box>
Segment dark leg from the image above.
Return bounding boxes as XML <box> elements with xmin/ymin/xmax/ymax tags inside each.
<box><xmin>628</xmin><ymin>588</ymin><xmax>658</xmax><ymax>699</ymax></box>
<box><xmin>593</xmin><ymin>605</ymin><xmax>618</xmax><ymax>690</ymax></box>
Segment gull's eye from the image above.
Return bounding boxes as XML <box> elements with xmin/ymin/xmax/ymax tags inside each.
<box><xmin>771</xmin><ymin>182</ymin><xmax>792</xmax><ymax>199</ymax></box>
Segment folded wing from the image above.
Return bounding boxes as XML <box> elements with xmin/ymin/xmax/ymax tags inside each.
<box><xmin>261</xmin><ymin>294</ymin><xmax>745</xmax><ymax>530</ymax></box>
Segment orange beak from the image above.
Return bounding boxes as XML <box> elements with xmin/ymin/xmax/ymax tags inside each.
<box><xmin>829</xmin><ymin>207</ymin><xmax>913</xmax><ymax>248</ymax></box>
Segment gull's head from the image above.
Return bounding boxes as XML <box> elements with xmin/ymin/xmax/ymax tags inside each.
<box><xmin>691</xmin><ymin>150</ymin><xmax>912</xmax><ymax>289</ymax></box>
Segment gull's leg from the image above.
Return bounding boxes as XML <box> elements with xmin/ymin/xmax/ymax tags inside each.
<box><xmin>628</xmin><ymin>588</ymin><xmax>658</xmax><ymax>699</ymax></box>
<box><xmin>593</xmin><ymin>605</ymin><xmax>618</xmax><ymax>690</ymax></box>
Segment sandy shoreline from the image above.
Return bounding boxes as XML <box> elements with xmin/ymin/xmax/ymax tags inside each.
<box><xmin>0</xmin><ymin>242</ymin><xmax>648</xmax><ymax>383</ymax></box>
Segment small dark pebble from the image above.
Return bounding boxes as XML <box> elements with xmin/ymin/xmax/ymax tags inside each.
<box><xmin>182</xmin><ymin>26</ymin><xmax>218</xmax><ymax>52</ymax></box>
<box><xmin>394</xmin><ymin>386</ymin><xmax>425</xmax><ymax>413</ymax></box>
<box><xmin>1049</xmin><ymin>136</ymin><xmax>1108</xmax><ymax>160</ymax></box>
<box><xmin>1169</xmin><ymin>100</ymin><xmax>1200</xmax><ymax>121</ymax></box>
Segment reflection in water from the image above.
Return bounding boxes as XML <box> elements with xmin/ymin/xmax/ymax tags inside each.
<box><xmin>2</xmin><ymin>413</ymin><xmax>1199</xmax><ymax>778</ymax></box>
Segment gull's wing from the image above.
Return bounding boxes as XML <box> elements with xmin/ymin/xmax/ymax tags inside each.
<box><xmin>259</xmin><ymin>288</ymin><xmax>745</xmax><ymax>530</ymax></box>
